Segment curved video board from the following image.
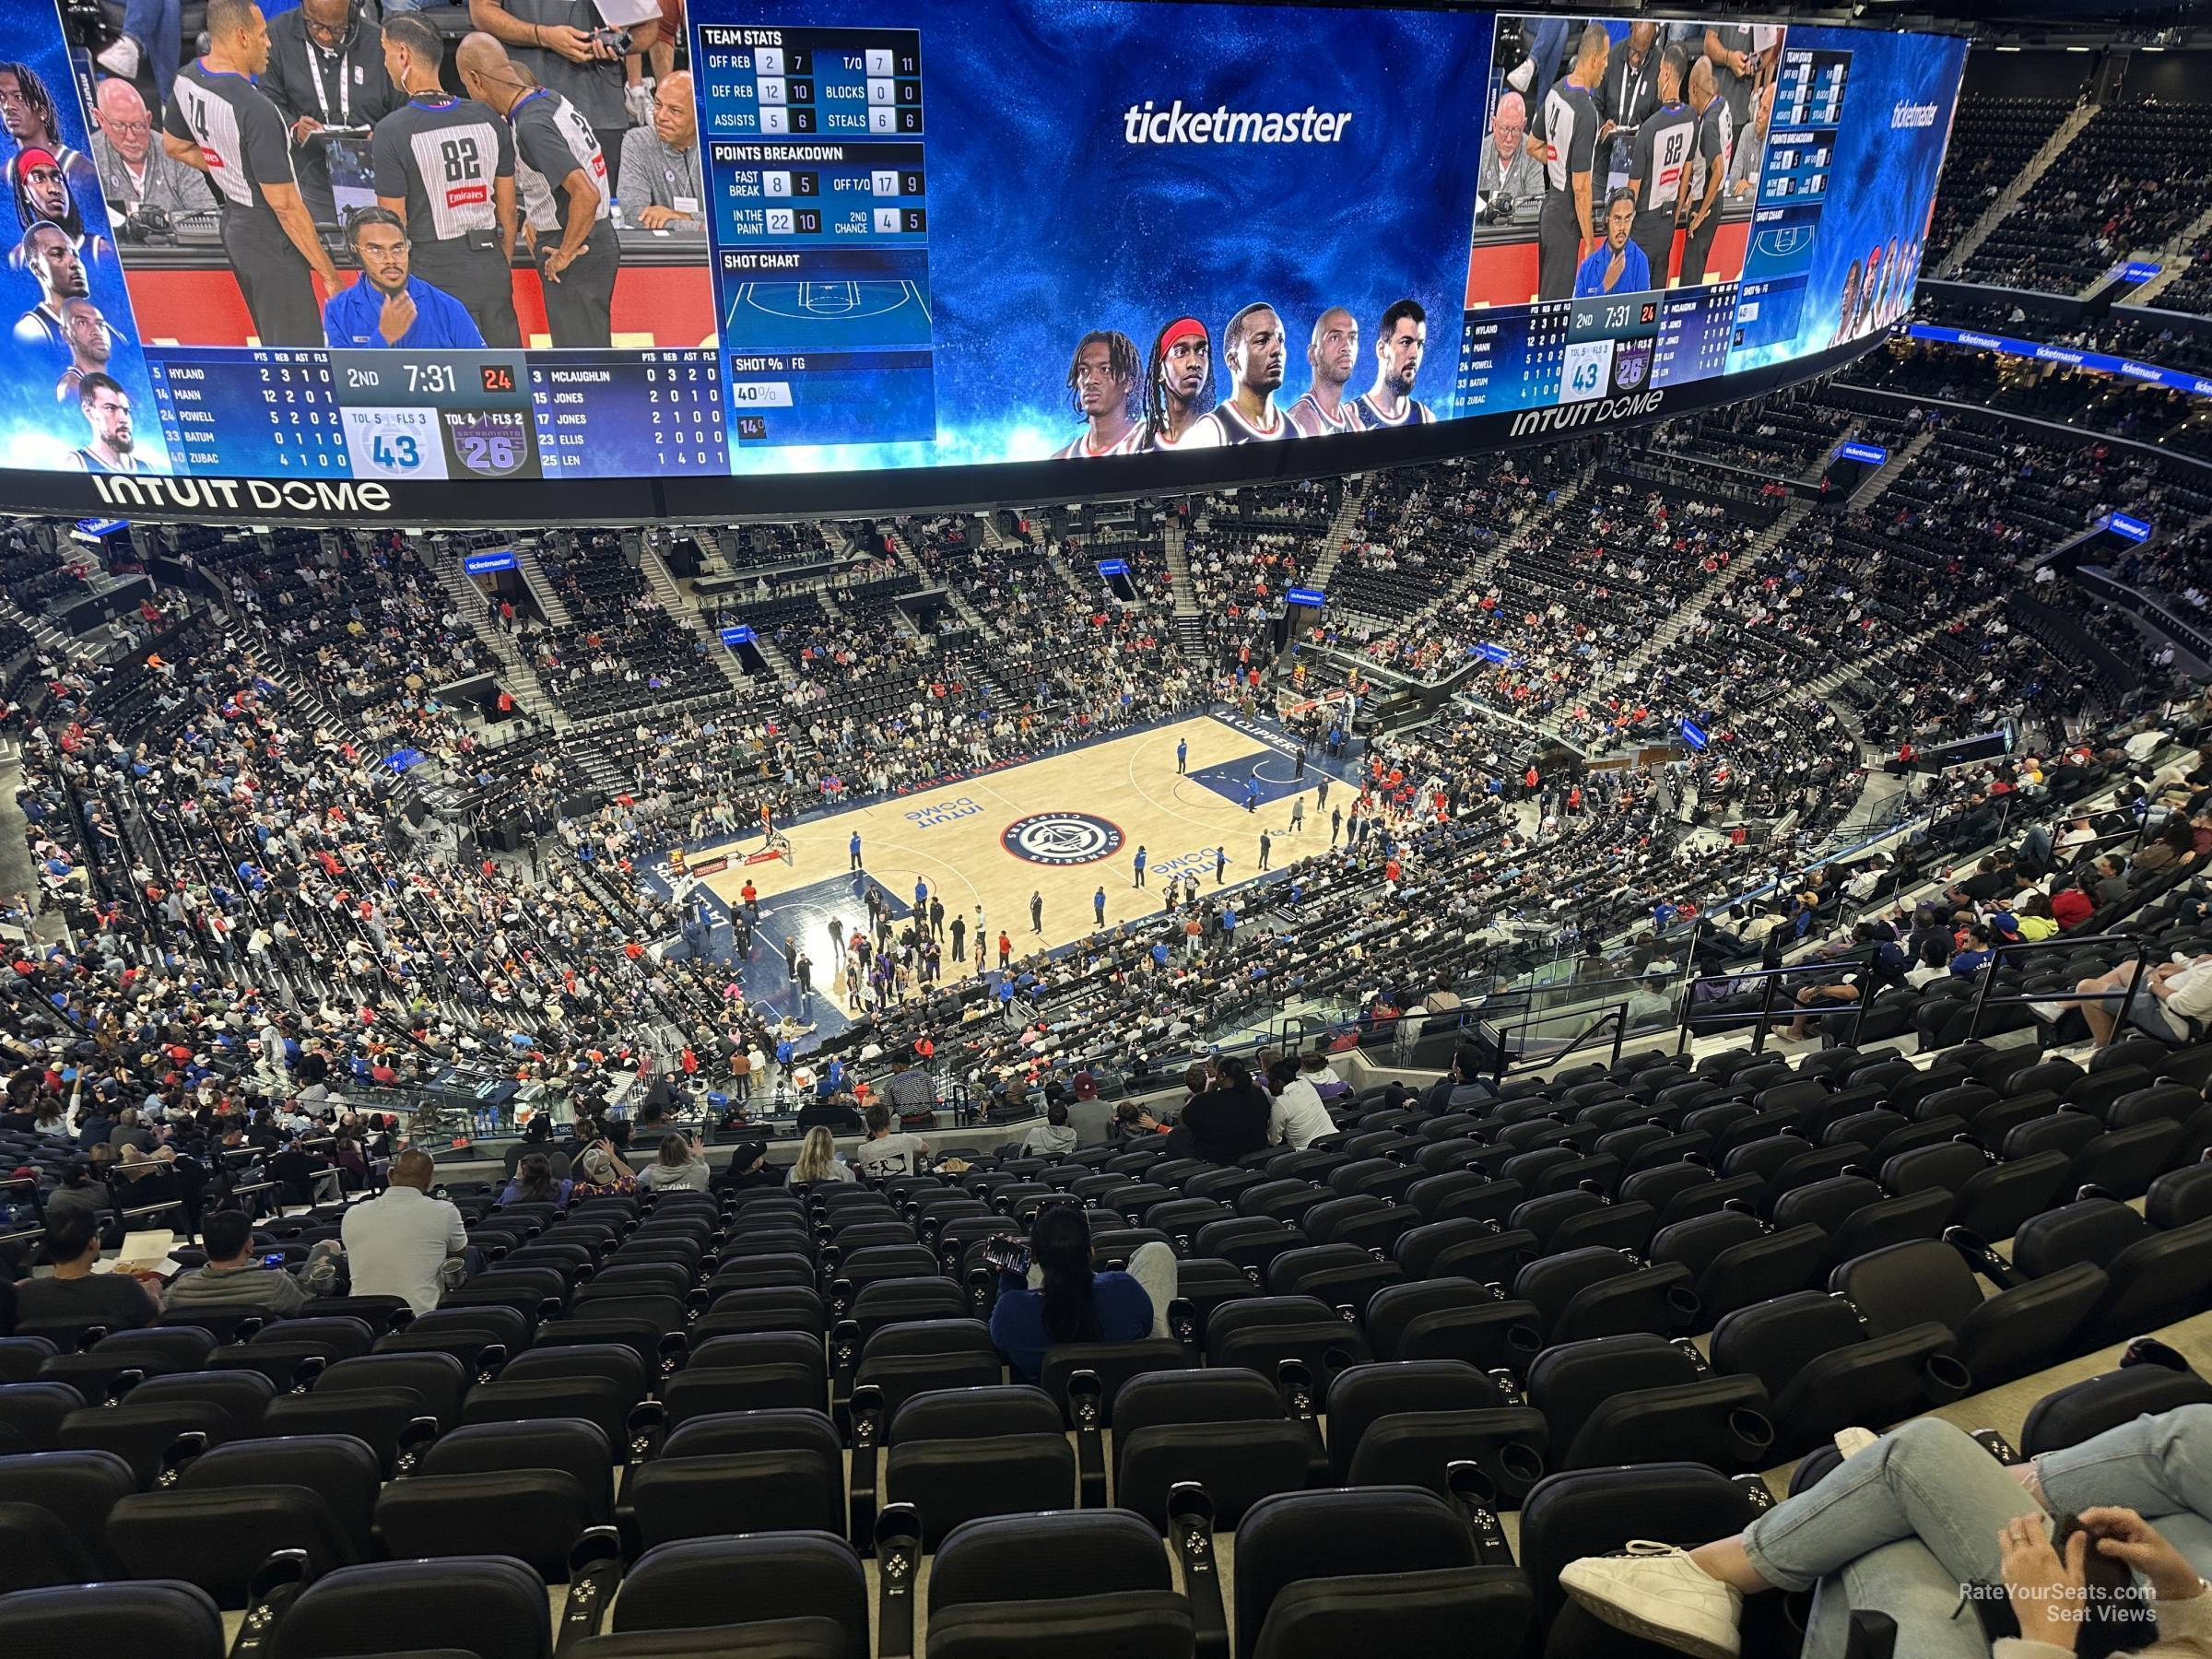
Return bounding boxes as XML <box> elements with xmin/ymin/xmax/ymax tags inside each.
<box><xmin>0</xmin><ymin>3</ymin><xmax>1964</xmax><ymax>523</ymax></box>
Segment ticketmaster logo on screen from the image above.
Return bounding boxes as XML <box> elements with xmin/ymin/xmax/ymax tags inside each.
<box><xmin>1123</xmin><ymin>101</ymin><xmax>1354</xmax><ymax>144</ymax></box>
<box><xmin>1891</xmin><ymin>101</ymin><xmax>1939</xmax><ymax>128</ymax></box>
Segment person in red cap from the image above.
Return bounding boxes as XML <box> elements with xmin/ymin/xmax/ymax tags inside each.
<box><xmin>1129</xmin><ymin>315</ymin><xmax>1221</xmax><ymax>452</ymax></box>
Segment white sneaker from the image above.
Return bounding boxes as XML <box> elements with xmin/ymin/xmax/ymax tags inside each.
<box><xmin>1833</xmin><ymin>1426</ymin><xmax>1878</xmax><ymax>1459</ymax></box>
<box><xmin>1559</xmin><ymin>1542</ymin><xmax>1743</xmax><ymax>1659</ymax></box>
<box><xmin>96</xmin><ymin>34</ymin><xmax>141</xmax><ymax>79</ymax></box>
<box><xmin>1506</xmin><ymin>57</ymin><xmax>1535</xmax><ymax>94</ymax></box>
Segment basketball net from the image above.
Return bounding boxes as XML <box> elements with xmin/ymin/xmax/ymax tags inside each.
<box><xmin>1277</xmin><ymin>686</ymin><xmax>1352</xmax><ymax>725</ymax></box>
<box><xmin>742</xmin><ymin>832</ymin><xmax>794</xmax><ymax>867</ymax></box>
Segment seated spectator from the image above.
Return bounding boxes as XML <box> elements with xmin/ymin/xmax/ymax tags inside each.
<box><xmin>571</xmin><ymin>1138</ymin><xmax>638</xmax><ymax>1197</ymax></box>
<box><xmin>1299</xmin><ymin>1051</ymin><xmax>1349</xmax><ymax>1100</ymax></box>
<box><xmin>1021</xmin><ymin>1100</ymin><xmax>1078</xmax><ymax>1158</ymax></box>
<box><xmin>987</xmin><ymin>1204</ymin><xmax>1176</xmax><ymax>1383</ymax></box>
<box><xmin>791</xmin><ymin>1125</ymin><xmax>854</xmax><ymax>1184</ymax></box>
<box><xmin>2052</xmin><ymin>872</ymin><xmax>2098</xmax><ymax>932</ymax></box>
<box><xmin>1559</xmin><ymin>1411</ymin><xmax>2212</xmax><ymax>1659</ymax></box>
<box><xmin>853</xmin><ymin>1103</ymin><xmax>931</xmax><ymax>1179</ymax></box>
<box><xmin>636</xmin><ymin>1133</ymin><xmax>712</xmax><ymax>1193</ymax></box>
<box><xmin>14</xmin><ymin>1212</ymin><xmax>158</xmax><ymax>1333</ymax></box>
<box><xmin>712</xmin><ymin>1141</ymin><xmax>781</xmax><ymax>1194</ymax></box>
<box><xmin>1265</xmin><ymin>1056</ymin><xmax>1335</xmax><ymax>1150</ymax></box>
<box><xmin>495</xmin><ymin>1152</ymin><xmax>571</xmax><ymax>1211</ymax></box>
<box><xmin>1115</xmin><ymin>1100</ymin><xmax>1171</xmax><ymax>1137</ymax></box>
<box><xmin>1949</xmin><ymin>924</ymin><xmax>2000</xmax><ymax>978</ymax></box>
<box><xmin>341</xmin><ymin>1147</ymin><xmax>470</xmax><ymax>1315</ymax></box>
<box><xmin>1171</xmin><ymin>1055</ymin><xmax>1271</xmax><ymax>1164</ymax></box>
<box><xmin>41</xmin><ymin>1159</ymin><xmax>112</xmax><ymax>1236</ymax></box>
<box><xmin>2065</xmin><ymin>950</ymin><xmax>2212</xmax><ymax>1049</ymax></box>
<box><xmin>167</xmin><ymin>1207</ymin><xmax>341</xmax><ymax>1317</ymax></box>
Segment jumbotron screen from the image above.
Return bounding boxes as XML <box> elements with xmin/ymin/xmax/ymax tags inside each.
<box><xmin>0</xmin><ymin>2</ymin><xmax>1965</xmax><ymax>522</ymax></box>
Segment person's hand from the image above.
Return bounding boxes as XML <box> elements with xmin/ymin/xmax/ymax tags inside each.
<box><xmin>1606</xmin><ymin>248</ymin><xmax>1626</xmax><ymax>290</ymax></box>
<box><xmin>537</xmin><ymin>23</ymin><xmax>606</xmax><ymax>64</ymax></box>
<box><xmin>1730</xmin><ymin>48</ymin><xmax>1753</xmax><ymax>76</ymax></box>
<box><xmin>635</xmin><ymin>203</ymin><xmax>678</xmax><ymax>229</ymax></box>
<box><xmin>2080</xmin><ymin>1507</ymin><xmax>2203</xmax><ymax>1602</ymax></box>
<box><xmin>540</xmin><ymin>242</ymin><xmax>579</xmax><ymax>283</ymax></box>
<box><xmin>2000</xmin><ymin>1514</ymin><xmax>2088</xmax><ymax>1653</ymax></box>
<box><xmin>290</xmin><ymin>115</ymin><xmax>324</xmax><ymax>145</ymax></box>
<box><xmin>377</xmin><ymin>288</ymin><xmax>417</xmax><ymax>346</ymax></box>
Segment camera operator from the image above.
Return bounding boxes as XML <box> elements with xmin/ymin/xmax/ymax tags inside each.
<box><xmin>466</xmin><ymin>0</ymin><xmax>659</xmax><ymax>187</ymax></box>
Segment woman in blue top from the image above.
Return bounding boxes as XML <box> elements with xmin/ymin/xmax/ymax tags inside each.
<box><xmin>987</xmin><ymin>1205</ymin><xmax>1177</xmax><ymax>1383</ymax></box>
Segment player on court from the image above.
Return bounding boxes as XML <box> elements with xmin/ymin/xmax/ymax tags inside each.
<box><xmin>161</xmin><ymin>0</ymin><xmax>341</xmax><ymax>347</ymax></box>
<box><xmin>457</xmin><ymin>32</ymin><xmax>620</xmax><ymax>347</ymax></box>
<box><xmin>1287</xmin><ymin>307</ymin><xmax>1365</xmax><ymax>438</ymax></box>
<box><xmin>1200</xmin><ymin>303</ymin><xmax>1293</xmax><ymax>444</ymax></box>
<box><xmin>1355</xmin><ymin>299</ymin><xmax>1433</xmax><ymax>429</ymax></box>
<box><xmin>376</xmin><ymin>15</ymin><xmax>521</xmax><ymax>347</ymax></box>
<box><xmin>1127</xmin><ymin>316</ymin><xmax>1219</xmax><ymax>451</ymax></box>
<box><xmin>1536</xmin><ymin>24</ymin><xmax>1608</xmax><ymax>302</ymax></box>
<box><xmin>1053</xmin><ymin>329</ymin><xmax>1139</xmax><ymax>457</ymax></box>
<box><xmin>1626</xmin><ymin>45</ymin><xmax>1692</xmax><ymax>290</ymax></box>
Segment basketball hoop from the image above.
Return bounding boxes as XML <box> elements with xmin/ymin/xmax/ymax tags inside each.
<box><xmin>741</xmin><ymin>832</ymin><xmax>794</xmax><ymax>867</ymax></box>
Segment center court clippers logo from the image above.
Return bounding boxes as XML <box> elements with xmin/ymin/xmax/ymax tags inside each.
<box><xmin>1001</xmin><ymin>812</ymin><xmax>1126</xmax><ymax>866</ymax></box>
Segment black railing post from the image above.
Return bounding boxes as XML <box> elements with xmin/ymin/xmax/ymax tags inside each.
<box><xmin>1752</xmin><ymin>969</ymin><xmax>1781</xmax><ymax>1055</ymax></box>
<box><xmin>2111</xmin><ymin>938</ymin><xmax>2148</xmax><ymax>1040</ymax></box>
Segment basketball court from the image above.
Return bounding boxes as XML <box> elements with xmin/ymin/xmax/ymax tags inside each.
<box><xmin>722</xmin><ymin>277</ymin><xmax>935</xmax><ymax>350</ymax></box>
<box><xmin>653</xmin><ymin>709</ymin><xmax>1358</xmax><ymax>1036</ymax></box>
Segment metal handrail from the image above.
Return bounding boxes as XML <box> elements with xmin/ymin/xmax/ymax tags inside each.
<box><xmin>1961</xmin><ymin>930</ymin><xmax>2158</xmax><ymax>1045</ymax></box>
<box><xmin>1481</xmin><ymin>998</ymin><xmax>1632</xmax><ymax>1084</ymax></box>
<box><xmin>1676</xmin><ymin>958</ymin><xmax>1874</xmax><ymax>1056</ymax></box>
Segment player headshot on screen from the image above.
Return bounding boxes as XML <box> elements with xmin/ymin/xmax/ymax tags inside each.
<box><xmin>1880</xmin><ymin>235</ymin><xmax>1902</xmax><ymax>324</ymax></box>
<box><xmin>1053</xmin><ymin>329</ymin><xmax>1139</xmax><ymax>458</ymax></box>
<box><xmin>377</xmin><ymin>16</ymin><xmax>522</xmax><ymax>348</ymax></box>
<box><xmin>0</xmin><ymin>63</ymin><xmax>99</xmax><ymax>224</ymax></box>
<box><xmin>324</xmin><ymin>206</ymin><xmax>488</xmax><ymax>348</ymax></box>
<box><xmin>1830</xmin><ymin>258</ymin><xmax>1862</xmax><ymax>348</ymax></box>
<box><xmin>1287</xmin><ymin>308</ymin><xmax>1364</xmax><ymax>438</ymax></box>
<box><xmin>12</xmin><ymin>221</ymin><xmax>88</xmax><ymax>353</ymax></box>
<box><xmin>1574</xmin><ymin>189</ymin><xmax>1649</xmax><ymax>298</ymax></box>
<box><xmin>13</xmin><ymin>149</ymin><xmax>117</xmax><ymax>270</ymax></box>
<box><xmin>1202</xmin><ymin>303</ymin><xmax>1292</xmax><ymax>443</ymax></box>
<box><xmin>1477</xmin><ymin>90</ymin><xmax>1541</xmax><ymax>224</ymax></box>
<box><xmin>53</xmin><ymin>297</ymin><xmax>116</xmax><ymax>403</ymax></box>
<box><xmin>66</xmin><ymin>372</ymin><xmax>142</xmax><ymax>474</ymax></box>
<box><xmin>1626</xmin><ymin>44</ymin><xmax>1691</xmax><ymax>290</ymax></box>
<box><xmin>162</xmin><ymin>0</ymin><xmax>344</xmax><ymax>347</ymax></box>
<box><xmin>1855</xmin><ymin>242</ymin><xmax>1883</xmax><ymax>336</ymax></box>
<box><xmin>1536</xmin><ymin>24</ymin><xmax>1609</xmax><ymax>302</ymax></box>
<box><xmin>457</xmin><ymin>32</ymin><xmax>619</xmax><ymax>349</ymax></box>
<box><xmin>1132</xmin><ymin>316</ymin><xmax>1219</xmax><ymax>452</ymax></box>
<box><xmin>1677</xmin><ymin>56</ymin><xmax>1732</xmax><ymax>287</ymax></box>
<box><xmin>1356</xmin><ymin>299</ymin><xmax>1433</xmax><ymax>429</ymax></box>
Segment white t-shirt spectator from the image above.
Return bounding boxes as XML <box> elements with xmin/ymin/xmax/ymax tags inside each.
<box><xmin>1268</xmin><ymin>1077</ymin><xmax>1335</xmax><ymax>1150</ymax></box>
<box><xmin>340</xmin><ymin>1184</ymin><xmax>468</xmax><ymax>1314</ymax></box>
<box><xmin>853</xmin><ymin>1133</ymin><xmax>930</xmax><ymax>1179</ymax></box>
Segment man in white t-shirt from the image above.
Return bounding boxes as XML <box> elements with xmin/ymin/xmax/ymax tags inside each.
<box><xmin>340</xmin><ymin>1147</ymin><xmax>469</xmax><ymax>1312</ymax></box>
<box><xmin>1265</xmin><ymin>1058</ymin><xmax>1335</xmax><ymax>1150</ymax></box>
<box><xmin>853</xmin><ymin>1102</ymin><xmax>931</xmax><ymax>1179</ymax></box>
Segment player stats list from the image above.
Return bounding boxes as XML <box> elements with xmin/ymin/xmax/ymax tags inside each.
<box><xmin>695</xmin><ymin>24</ymin><xmax>939</xmax><ymax>456</ymax></box>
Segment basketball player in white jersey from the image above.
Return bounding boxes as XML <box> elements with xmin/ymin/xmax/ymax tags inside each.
<box><xmin>1287</xmin><ymin>306</ymin><xmax>1366</xmax><ymax>438</ymax></box>
<box><xmin>1355</xmin><ymin>299</ymin><xmax>1434</xmax><ymax>429</ymax></box>
<box><xmin>1126</xmin><ymin>315</ymin><xmax>1220</xmax><ymax>452</ymax></box>
<box><xmin>1201</xmin><ymin>301</ymin><xmax>1293</xmax><ymax>444</ymax></box>
<box><xmin>1053</xmin><ymin>329</ymin><xmax>1140</xmax><ymax>458</ymax></box>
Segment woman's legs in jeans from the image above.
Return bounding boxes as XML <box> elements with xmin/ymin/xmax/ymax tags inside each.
<box><xmin>1688</xmin><ymin>1419</ymin><xmax>2045</xmax><ymax>1657</ymax></box>
<box><xmin>2037</xmin><ymin>1405</ymin><xmax>2212</xmax><ymax>1572</ymax></box>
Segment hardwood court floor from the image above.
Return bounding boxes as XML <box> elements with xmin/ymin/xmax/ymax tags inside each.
<box><xmin>692</xmin><ymin>713</ymin><xmax>1344</xmax><ymax>979</ymax></box>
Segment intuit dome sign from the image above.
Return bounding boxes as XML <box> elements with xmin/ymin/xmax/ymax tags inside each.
<box><xmin>85</xmin><ymin>476</ymin><xmax>398</xmax><ymax>515</ymax></box>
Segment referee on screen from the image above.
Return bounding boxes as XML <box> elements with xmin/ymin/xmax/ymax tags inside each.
<box><xmin>374</xmin><ymin>13</ymin><xmax>521</xmax><ymax>346</ymax></box>
<box><xmin>459</xmin><ymin>33</ymin><xmax>619</xmax><ymax>347</ymax></box>
<box><xmin>161</xmin><ymin>0</ymin><xmax>340</xmax><ymax>346</ymax></box>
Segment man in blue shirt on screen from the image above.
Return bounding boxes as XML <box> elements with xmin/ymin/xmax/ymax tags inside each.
<box><xmin>322</xmin><ymin>206</ymin><xmax>486</xmax><ymax>348</ymax></box>
<box><xmin>1573</xmin><ymin>189</ymin><xmax>1651</xmax><ymax>299</ymax></box>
